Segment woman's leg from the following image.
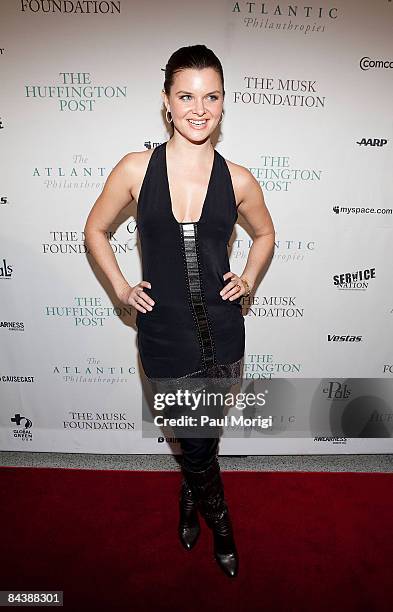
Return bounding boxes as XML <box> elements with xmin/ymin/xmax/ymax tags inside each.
<box><xmin>153</xmin><ymin>375</ymin><xmax>239</xmax><ymax>577</ymax></box>
<box><xmin>180</xmin><ymin>444</ymin><xmax>239</xmax><ymax>578</ymax></box>
<box><xmin>177</xmin><ymin>390</ymin><xmax>239</xmax><ymax>578</ymax></box>
<box><xmin>178</xmin><ymin>436</ymin><xmax>219</xmax><ymax>471</ymax></box>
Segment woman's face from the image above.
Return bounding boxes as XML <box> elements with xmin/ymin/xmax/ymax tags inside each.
<box><xmin>162</xmin><ymin>67</ymin><xmax>224</xmax><ymax>140</ymax></box>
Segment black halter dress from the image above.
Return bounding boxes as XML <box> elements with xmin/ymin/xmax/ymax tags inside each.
<box><xmin>136</xmin><ymin>141</ymin><xmax>245</xmax><ymax>384</ymax></box>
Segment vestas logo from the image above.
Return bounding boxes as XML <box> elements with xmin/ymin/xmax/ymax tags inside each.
<box><xmin>356</xmin><ymin>138</ymin><xmax>388</xmax><ymax>147</ymax></box>
<box><xmin>327</xmin><ymin>335</ymin><xmax>362</xmax><ymax>342</ymax></box>
<box><xmin>20</xmin><ymin>0</ymin><xmax>121</xmax><ymax>14</ymax></box>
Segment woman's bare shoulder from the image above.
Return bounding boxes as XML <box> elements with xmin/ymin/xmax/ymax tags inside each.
<box><xmin>224</xmin><ymin>155</ymin><xmax>254</xmax><ymax>183</ymax></box>
<box><xmin>222</xmin><ymin>155</ymin><xmax>258</xmax><ymax>206</ymax></box>
<box><xmin>121</xmin><ymin>147</ymin><xmax>155</xmax><ymax>171</ymax></box>
<box><xmin>118</xmin><ymin>148</ymin><xmax>156</xmax><ymax>201</ymax></box>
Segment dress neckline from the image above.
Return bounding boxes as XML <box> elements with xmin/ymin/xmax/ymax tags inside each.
<box><xmin>163</xmin><ymin>141</ymin><xmax>217</xmax><ymax>225</ymax></box>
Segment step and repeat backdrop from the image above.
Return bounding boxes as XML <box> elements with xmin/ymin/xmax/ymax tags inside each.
<box><xmin>1</xmin><ymin>0</ymin><xmax>392</xmax><ymax>455</ymax></box>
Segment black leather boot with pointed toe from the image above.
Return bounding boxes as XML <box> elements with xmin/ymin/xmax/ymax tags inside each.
<box><xmin>178</xmin><ymin>477</ymin><xmax>201</xmax><ymax>550</ymax></box>
<box><xmin>183</xmin><ymin>457</ymin><xmax>239</xmax><ymax>578</ymax></box>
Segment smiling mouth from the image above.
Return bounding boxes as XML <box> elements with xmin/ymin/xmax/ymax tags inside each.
<box><xmin>187</xmin><ymin>119</ymin><xmax>208</xmax><ymax>128</ymax></box>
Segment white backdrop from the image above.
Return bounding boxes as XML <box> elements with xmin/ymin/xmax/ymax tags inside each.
<box><xmin>1</xmin><ymin>0</ymin><xmax>392</xmax><ymax>455</ymax></box>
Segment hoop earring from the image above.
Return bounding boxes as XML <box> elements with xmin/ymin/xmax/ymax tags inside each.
<box><xmin>218</xmin><ymin>111</ymin><xmax>224</xmax><ymax>124</ymax></box>
<box><xmin>165</xmin><ymin>109</ymin><xmax>173</xmax><ymax>123</ymax></box>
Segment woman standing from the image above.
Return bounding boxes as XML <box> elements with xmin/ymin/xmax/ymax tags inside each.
<box><xmin>84</xmin><ymin>44</ymin><xmax>275</xmax><ymax>578</ymax></box>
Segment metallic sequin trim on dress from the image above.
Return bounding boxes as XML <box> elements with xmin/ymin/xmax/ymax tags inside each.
<box><xmin>179</xmin><ymin>222</ymin><xmax>216</xmax><ymax>370</ymax></box>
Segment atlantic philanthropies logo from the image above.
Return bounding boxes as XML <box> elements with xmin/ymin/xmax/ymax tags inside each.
<box><xmin>25</xmin><ymin>72</ymin><xmax>127</xmax><ymax>111</ymax></box>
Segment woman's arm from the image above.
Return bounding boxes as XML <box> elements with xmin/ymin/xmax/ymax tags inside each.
<box><xmin>84</xmin><ymin>153</ymin><xmax>137</xmax><ymax>300</ymax></box>
<box><xmin>234</xmin><ymin>165</ymin><xmax>275</xmax><ymax>294</ymax></box>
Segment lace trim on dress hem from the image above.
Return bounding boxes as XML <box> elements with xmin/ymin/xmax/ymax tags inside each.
<box><xmin>147</xmin><ymin>355</ymin><xmax>244</xmax><ymax>387</ymax></box>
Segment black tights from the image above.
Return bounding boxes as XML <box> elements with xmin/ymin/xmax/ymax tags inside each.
<box><xmin>179</xmin><ymin>436</ymin><xmax>219</xmax><ymax>472</ymax></box>
<box><xmin>151</xmin><ymin>377</ymin><xmax>232</xmax><ymax>473</ymax></box>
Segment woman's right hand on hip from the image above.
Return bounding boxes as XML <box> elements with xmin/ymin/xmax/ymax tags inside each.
<box><xmin>119</xmin><ymin>280</ymin><xmax>154</xmax><ymax>312</ymax></box>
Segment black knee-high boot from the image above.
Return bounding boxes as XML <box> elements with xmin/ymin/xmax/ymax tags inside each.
<box><xmin>177</xmin><ymin>436</ymin><xmax>218</xmax><ymax>551</ymax></box>
<box><xmin>178</xmin><ymin>471</ymin><xmax>201</xmax><ymax>550</ymax></box>
<box><xmin>183</xmin><ymin>456</ymin><xmax>239</xmax><ymax>578</ymax></box>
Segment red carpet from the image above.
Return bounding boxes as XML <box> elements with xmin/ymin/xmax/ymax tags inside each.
<box><xmin>0</xmin><ymin>465</ymin><xmax>392</xmax><ymax>612</ymax></box>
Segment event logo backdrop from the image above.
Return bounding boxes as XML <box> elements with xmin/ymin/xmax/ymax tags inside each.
<box><xmin>1</xmin><ymin>0</ymin><xmax>392</xmax><ymax>454</ymax></box>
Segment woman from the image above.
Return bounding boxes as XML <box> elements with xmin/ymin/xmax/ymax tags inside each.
<box><xmin>84</xmin><ymin>44</ymin><xmax>275</xmax><ymax>578</ymax></box>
